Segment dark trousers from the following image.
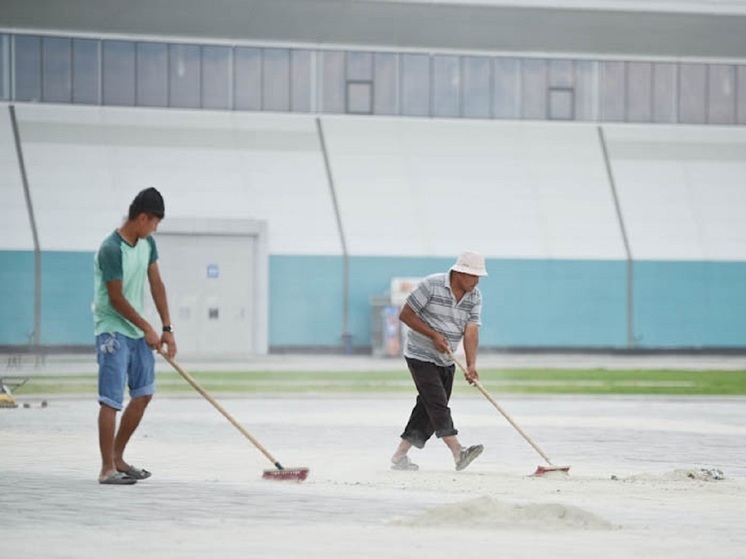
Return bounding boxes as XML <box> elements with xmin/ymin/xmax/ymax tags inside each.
<box><xmin>400</xmin><ymin>357</ymin><xmax>458</xmax><ymax>448</ymax></box>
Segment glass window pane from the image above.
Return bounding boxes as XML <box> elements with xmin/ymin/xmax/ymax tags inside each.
<box><xmin>137</xmin><ymin>42</ymin><xmax>167</xmax><ymax>107</ymax></box>
<box><xmin>347</xmin><ymin>51</ymin><xmax>372</xmax><ymax>81</ymax></box>
<box><xmin>169</xmin><ymin>44</ymin><xmax>201</xmax><ymax>108</ymax></box>
<box><xmin>462</xmin><ymin>56</ymin><xmax>490</xmax><ymax>118</ymax></box>
<box><xmin>0</xmin><ymin>35</ymin><xmax>7</xmax><ymax>100</ymax></box>
<box><xmin>549</xmin><ymin>88</ymin><xmax>573</xmax><ymax>120</ymax></box>
<box><xmin>653</xmin><ymin>63</ymin><xmax>677</xmax><ymax>123</ymax></box>
<box><xmin>321</xmin><ymin>50</ymin><xmax>345</xmax><ymax>113</ymax></box>
<box><xmin>708</xmin><ymin>64</ymin><xmax>735</xmax><ymax>125</ymax></box>
<box><xmin>72</xmin><ymin>38</ymin><xmax>99</xmax><ymax>104</ymax></box>
<box><xmin>347</xmin><ymin>81</ymin><xmax>372</xmax><ymax>114</ymax></box>
<box><xmin>574</xmin><ymin>60</ymin><xmax>597</xmax><ymax>121</ymax></box>
<box><xmin>493</xmin><ymin>57</ymin><xmax>520</xmax><ymax>119</ymax></box>
<box><xmin>679</xmin><ymin>63</ymin><xmax>707</xmax><ymax>124</ymax></box>
<box><xmin>291</xmin><ymin>49</ymin><xmax>312</xmax><ymax>112</ymax></box>
<box><xmin>373</xmin><ymin>52</ymin><xmax>397</xmax><ymax>115</ymax></box>
<box><xmin>14</xmin><ymin>35</ymin><xmax>42</xmax><ymax>102</ymax></box>
<box><xmin>600</xmin><ymin>61</ymin><xmax>624</xmax><ymax>121</ymax></box>
<box><xmin>521</xmin><ymin>58</ymin><xmax>546</xmax><ymax>119</ymax></box>
<box><xmin>401</xmin><ymin>54</ymin><xmax>430</xmax><ymax>117</ymax></box>
<box><xmin>262</xmin><ymin>48</ymin><xmax>289</xmax><ymax>112</ymax></box>
<box><xmin>738</xmin><ymin>66</ymin><xmax>746</xmax><ymax>125</ymax></box>
<box><xmin>627</xmin><ymin>62</ymin><xmax>652</xmax><ymax>122</ymax></box>
<box><xmin>432</xmin><ymin>55</ymin><xmax>459</xmax><ymax>117</ymax></box>
<box><xmin>234</xmin><ymin>47</ymin><xmax>261</xmax><ymax>111</ymax></box>
<box><xmin>202</xmin><ymin>45</ymin><xmax>231</xmax><ymax>110</ymax></box>
<box><xmin>549</xmin><ymin>59</ymin><xmax>573</xmax><ymax>88</ymax></box>
<box><xmin>102</xmin><ymin>40</ymin><xmax>135</xmax><ymax>106</ymax></box>
<box><xmin>42</xmin><ymin>37</ymin><xmax>71</xmax><ymax>102</ymax></box>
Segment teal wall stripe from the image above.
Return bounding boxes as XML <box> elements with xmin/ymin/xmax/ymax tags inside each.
<box><xmin>40</xmin><ymin>251</ymin><xmax>94</xmax><ymax>345</ymax></box>
<box><xmin>486</xmin><ymin>259</ymin><xmax>627</xmax><ymax>347</ymax></box>
<box><xmin>633</xmin><ymin>261</ymin><xmax>746</xmax><ymax>347</ymax></box>
<box><xmin>0</xmin><ymin>251</ymin><xmax>35</xmax><ymax>344</ymax></box>
<box><xmin>2</xmin><ymin>251</ymin><xmax>745</xmax><ymax>349</ymax></box>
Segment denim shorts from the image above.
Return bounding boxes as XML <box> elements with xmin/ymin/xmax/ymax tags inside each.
<box><xmin>96</xmin><ymin>332</ymin><xmax>155</xmax><ymax>410</ymax></box>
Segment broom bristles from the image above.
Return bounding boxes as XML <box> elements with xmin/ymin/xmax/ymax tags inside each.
<box><xmin>262</xmin><ymin>467</ymin><xmax>309</xmax><ymax>482</ymax></box>
<box><xmin>533</xmin><ymin>465</ymin><xmax>571</xmax><ymax>476</ymax></box>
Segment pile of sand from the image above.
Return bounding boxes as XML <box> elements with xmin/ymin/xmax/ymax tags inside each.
<box><xmin>392</xmin><ymin>496</ymin><xmax>615</xmax><ymax>531</ymax></box>
<box><xmin>612</xmin><ymin>468</ymin><xmax>726</xmax><ymax>483</ymax></box>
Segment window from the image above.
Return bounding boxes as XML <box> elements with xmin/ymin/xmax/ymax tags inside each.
<box><xmin>462</xmin><ymin>56</ymin><xmax>491</xmax><ymax>118</ymax></box>
<box><xmin>708</xmin><ymin>64</ymin><xmax>735</xmax><ymax>125</ymax></box>
<box><xmin>321</xmin><ymin>50</ymin><xmax>345</xmax><ymax>113</ymax></box>
<box><xmin>102</xmin><ymin>40</ymin><xmax>135</xmax><ymax>106</ymax></box>
<box><xmin>346</xmin><ymin>51</ymin><xmax>372</xmax><ymax>114</ymax></box>
<box><xmin>549</xmin><ymin>59</ymin><xmax>573</xmax><ymax>88</ymax></box>
<box><xmin>653</xmin><ymin>63</ymin><xmax>677</xmax><ymax>123</ymax></box>
<box><xmin>374</xmin><ymin>52</ymin><xmax>397</xmax><ymax>115</ymax></box>
<box><xmin>262</xmin><ymin>48</ymin><xmax>289</xmax><ymax>112</ymax></box>
<box><xmin>574</xmin><ymin>60</ymin><xmax>597</xmax><ymax>121</ymax></box>
<box><xmin>679</xmin><ymin>63</ymin><xmax>707</xmax><ymax>124</ymax></box>
<box><xmin>42</xmin><ymin>37</ymin><xmax>71</xmax><ymax>103</ymax></box>
<box><xmin>548</xmin><ymin>88</ymin><xmax>573</xmax><ymax>120</ymax></box>
<box><xmin>137</xmin><ymin>42</ymin><xmax>167</xmax><ymax>107</ymax></box>
<box><xmin>738</xmin><ymin>66</ymin><xmax>746</xmax><ymax>125</ymax></box>
<box><xmin>347</xmin><ymin>81</ymin><xmax>372</xmax><ymax>114</ymax></box>
<box><xmin>493</xmin><ymin>57</ymin><xmax>520</xmax><ymax>119</ymax></box>
<box><xmin>169</xmin><ymin>44</ymin><xmax>201</xmax><ymax>108</ymax></box>
<box><xmin>400</xmin><ymin>54</ymin><xmax>430</xmax><ymax>116</ymax></box>
<box><xmin>347</xmin><ymin>51</ymin><xmax>372</xmax><ymax>81</ymax></box>
<box><xmin>202</xmin><ymin>46</ymin><xmax>231</xmax><ymax>110</ymax></box>
<box><xmin>432</xmin><ymin>55</ymin><xmax>459</xmax><ymax>117</ymax></box>
<box><xmin>600</xmin><ymin>61</ymin><xmax>625</xmax><ymax>121</ymax></box>
<box><xmin>14</xmin><ymin>35</ymin><xmax>42</xmax><ymax>102</ymax></box>
<box><xmin>72</xmin><ymin>38</ymin><xmax>99</xmax><ymax>104</ymax></box>
<box><xmin>291</xmin><ymin>49</ymin><xmax>312</xmax><ymax>112</ymax></box>
<box><xmin>234</xmin><ymin>47</ymin><xmax>261</xmax><ymax>111</ymax></box>
<box><xmin>627</xmin><ymin>62</ymin><xmax>652</xmax><ymax>122</ymax></box>
<box><xmin>522</xmin><ymin>58</ymin><xmax>546</xmax><ymax>119</ymax></box>
<box><xmin>0</xmin><ymin>35</ymin><xmax>7</xmax><ymax>100</ymax></box>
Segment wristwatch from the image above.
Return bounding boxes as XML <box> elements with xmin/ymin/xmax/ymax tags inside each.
<box><xmin>162</xmin><ymin>325</ymin><xmax>174</xmax><ymax>333</ymax></box>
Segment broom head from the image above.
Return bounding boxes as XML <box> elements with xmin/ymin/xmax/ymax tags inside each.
<box><xmin>533</xmin><ymin>464</ymin><xmax>571</xmax><ymax>476</ymax></box>
<box><xmin>262</xmin><ymin>467</ymin><xmax>310</xmax><ymax>482</ymax></box>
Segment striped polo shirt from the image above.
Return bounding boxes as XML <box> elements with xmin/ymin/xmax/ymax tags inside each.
<box><xmin>403</xmin><ymin>272</ymin><xmax>482</xmax><ymax>366</ymax></box>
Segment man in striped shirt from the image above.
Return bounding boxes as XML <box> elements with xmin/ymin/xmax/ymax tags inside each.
<box><xmin>391</xmin><ymin>251</ymin><xmax>487</xmax><ymax>472</ymax></box>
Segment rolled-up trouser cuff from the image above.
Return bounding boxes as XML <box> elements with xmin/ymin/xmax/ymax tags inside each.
<box><xmin>435</xmin><ymin>428</ymin><xmax>458</xmax><ymax>439</ymax></box>
<box><xmin>401</xmin><ymin>433</ymin><xmax>427</xmax><ymax>449</ymax></box>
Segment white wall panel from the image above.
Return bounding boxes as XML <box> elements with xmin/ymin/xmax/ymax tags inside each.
<box><xmin>607</xmin><ymin>125</ymin><xmax>746</xmax><ymax>261</ymax></box>
<box><xmin>0</xmin><ymin>104</ymin><xmax>34</xmax><ymax>250</ymax></box>
<box><xmin>325</xmin><ymin>116</ymin><xmax>625</xmax><ymax>259</ymax></box>
<box><xmin>13</xmin><ymin>104</ymin><xmax>339</xmax><ymax>254</ymax></box>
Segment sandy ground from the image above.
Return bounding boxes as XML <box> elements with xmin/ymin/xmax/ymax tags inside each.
<box><xmin>2</xmin><ymin>385</ymin><xmax>745</xmax><ymax>558</ymax></box>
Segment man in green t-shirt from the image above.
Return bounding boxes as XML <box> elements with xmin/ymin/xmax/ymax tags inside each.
<box><xmin>93</xmin><ymin>187</ymin><xmax>177</xmax><ymax>485</ymax></box>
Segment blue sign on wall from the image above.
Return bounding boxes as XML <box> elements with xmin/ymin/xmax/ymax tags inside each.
<box><xmin>207</xmin><ymin>264</ymin><xmax>219</xmax><ymax>279</ymax></box>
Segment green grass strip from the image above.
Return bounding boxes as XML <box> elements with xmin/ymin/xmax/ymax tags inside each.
<box><xmin>10</xmin><ymin>368</ymin><xmax>746</xmax><ymax>396</ymax></box>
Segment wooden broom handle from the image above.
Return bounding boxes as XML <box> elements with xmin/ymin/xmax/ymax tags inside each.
<box><xmin>158</xmin><ymin>349</ymin><xmax>282</xmax><ymax>468</ymax></box>
<box><xmin>447</xmin><ymin>349</ymin><xmax>554</xmax><ymax>465</ymax></box>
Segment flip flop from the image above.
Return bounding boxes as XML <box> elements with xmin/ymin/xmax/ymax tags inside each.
<box><xmin>117</xmin><ymin>465</ymin><xmax>152</xmax><ymax>480</ymax></box>
<box><xmin>99</xmin><ymin>472</ymin><xmax>137</xmax><ymax>485</ymax></box>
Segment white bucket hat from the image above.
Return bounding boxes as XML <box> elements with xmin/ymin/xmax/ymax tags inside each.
<box><xmin>450</xmin><ymin>251</ymin><xmax>488</xmax><ymax>277</ymax></box>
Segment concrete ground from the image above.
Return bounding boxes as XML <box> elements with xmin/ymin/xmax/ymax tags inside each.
<box><xmin>2</xmin><ymin>350</ymin><xmax>745</xmax><ymax>559</ymax></box>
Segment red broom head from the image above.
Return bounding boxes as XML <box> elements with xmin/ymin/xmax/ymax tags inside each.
<box><xmin>262</xmin><ymin>467</ymin><xmax>310</xmax><ymax>482</ymax></box>
<box><xmin>533</xmin><ymin>465</ymin><xmax>571</xmax><ymax>476</ymax></box>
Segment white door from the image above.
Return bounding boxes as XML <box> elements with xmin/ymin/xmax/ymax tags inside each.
<box><xmin>145</xmin><ymin>233</ymin><xmax>255</xmax><ymax>358</ymax></box>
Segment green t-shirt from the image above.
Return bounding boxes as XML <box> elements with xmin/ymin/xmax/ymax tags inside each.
<box><xmin>93</xmin><ymin>230</ymin><xmax>158</xmax><ymax>338</ymax></box>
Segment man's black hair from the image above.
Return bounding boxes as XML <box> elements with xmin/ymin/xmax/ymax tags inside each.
<box><xmin>129</xmin><ymin>187</ymin><xmax>165</xmax><ymax>220</ymax></box>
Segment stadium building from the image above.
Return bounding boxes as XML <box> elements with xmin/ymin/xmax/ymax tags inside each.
<box><xmin>1</xmin><ymin>0</ymin><xmax>746</xmax><ymax>357</ymax></box>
